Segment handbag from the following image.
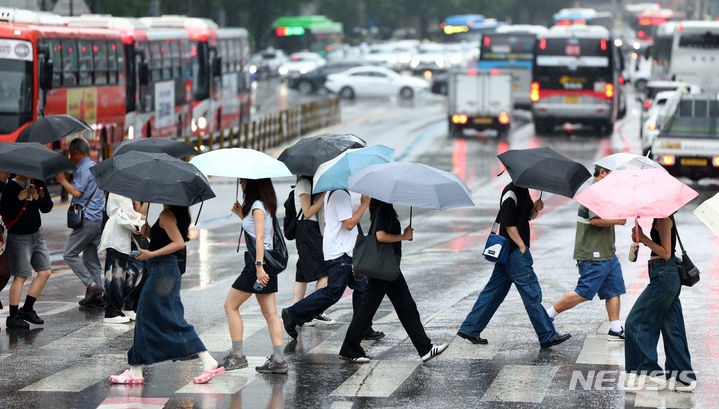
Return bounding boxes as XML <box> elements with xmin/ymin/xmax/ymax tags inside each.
<box><xmin>483</xmin><ymin>212</ymin><xmax>510</xmax><ymax>264</ymax></box>
<box><xmin>67</xmin><ymin>187</ymin><xmax>97</xmax><ymax>229</ymax></box>
<box><xmin>353</xmin><ymin>218</ymin><xmax>401</xmax><ymax>281</ymax></box>
<box><xmin>675</xmin><ymin>227</ymin><xmax>700</xmax><ymax>287</ymax></box>
<box><xmin>243</xmin><ymin>216</ymin><xmax>289</xmax><ymax>275</ymax></box>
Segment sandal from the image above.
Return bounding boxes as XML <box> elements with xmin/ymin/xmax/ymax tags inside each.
<box><xmin>109</xmin><ymin>369</ymin><xmax>145</xmax><ymax>384</ymax></box>
<box><xmin>193</xmin><ymin>366</ymin><xmax>225</xmax><ymax>384</ymax></box>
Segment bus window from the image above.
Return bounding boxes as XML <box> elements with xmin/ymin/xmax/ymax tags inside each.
<box><xmin>150</xmin><ymin>42</ymin><xmax>162</xmax><ymax>83</ymax></box>
<box><xmin>181</xmin><ymin>39</ymin><xmax>191</xmax><ymax>79</ymax></box>
<box><xmin>78</xmin><ymin>40</ymin><xmax>93</xmax><ymax>85</ymax></box>
<box><xmin>41</xmin><ymin>39</ymin><xmax>63</xmax><ymax>88</ymax></box>
<box><xmin>62</xmin><ymin>39</ymin><xmax>78</xmax><ymax>86</ymax></box>
<box><xmin>115</xmin><ymin>41</ymin><xmax>124</xmax><ymax>85</ymax></box>
<box><xmin>171</xmin><ymin>40</ymin><xmax>181</xmax><ymax>79</ymax></box>
<box><xmin>679</xmin><ymin>32</ymin><xmax>719</xmax><ymax>48</ymax></box>
<box><xmin>93</xmin><ymin>41</ymin><xmax>108</xmax><ymax>85</ymax></box>
<box><xmin>161</xmin><ymin>43</ymin><xmax>172</xmax><ymax>80</ymax></box>
<box><xmin>108</xmin><ymin>41</ymin><xmax>118</xmax><ymax>84</ymax></box>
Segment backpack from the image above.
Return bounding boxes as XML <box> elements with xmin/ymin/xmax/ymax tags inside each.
<box><xmin>283</xmin><ymin>186</ymin><xmax>298</xmax><ymax>240</ymax></box>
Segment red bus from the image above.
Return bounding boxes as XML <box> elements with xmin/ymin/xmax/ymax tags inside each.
<box><xmin>0</xmin><ymin>12</ymin><xmax>125</xmax><ymax>153</ymax></box>
<box><xmin>140</xmin><ymin>16</ymin><xmax>251</xmax><ymax>138</ymax></box>
<box><xmin>632</xmin><ymin>9</ymin><xmax>684</xmax><ymax>46</ymax></box>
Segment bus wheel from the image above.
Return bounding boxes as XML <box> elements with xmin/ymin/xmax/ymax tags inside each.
<box><xmin>534</xmin><ymin>119</ymin><xmax>552</xmax><ymax>135</ymax></box>
<box><xmin>339</xmin><ymin>87</ymin><xmax>355</xmax><ymax>100</ymax></box>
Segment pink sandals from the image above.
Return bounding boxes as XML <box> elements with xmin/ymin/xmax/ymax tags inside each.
<box><xmin>193</xmin><ymin>366</ymin><xmax>225</xmax><ymax>384</ymax></box>
<box><xmin>109</xmin><ymin>369</ymin><xmax>145</xmax><ymax>384</ymax></box>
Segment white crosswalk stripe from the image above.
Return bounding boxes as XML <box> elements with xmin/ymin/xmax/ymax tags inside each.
<box><xmin>442</xmin><ymin>330</ymin><xmax>507</xmax><ymax>360</ymax></box>
<box><xmin>481</xmin><ymin>364</ymin><xmax>559</xmax><ymax>403</ymax></box>
<box><xmin>41</xmin><ymin>322</ymin><xmax>133</xmax><ymax>350</ymax></box>
<box><xmin>199</xmin><ymin>316</ymin><xmax>269</xmax><ymax>352</ymax></box>
<box><xmin>330</xmin><ymin>360</ymin><xmax>420</xmax><ymax>398</ymax></box>
<box><xmin>174</xmin><ymin>356</ymin><xmax>267</xmax><ymax>394</ymax></box>
<box><xmin>21</xmin><ymin>354</ymin><xmax>127</xmax><ymax>392</ymax></box>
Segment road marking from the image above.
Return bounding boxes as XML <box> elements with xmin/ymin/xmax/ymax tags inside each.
<box><xmin>629</xmin><ymin>390</ymin><xmax>695</xmax><ymax>409</ymax></box>
<box><xmin>329</xmin><ymin>360</ymin><xmax>419</xmax><ymax>398</ymax></box>
<box><xmin>481</xmin><ymin>364</ymin><xmax>559</xmax><ymax>403</ymax></box>
<box><xmin>21</xmin><ymin>353</ymin><xmax>126</xmax><ymax>392</ymax></box>
<box><xmin>575</xmin><ymin>334</ymin><xmax>625</xmax><ymax>366</ymax></box>
<box><xmin>199</xmin><ymin>316</ymin><xmax>269</xmax><ymax>352</ymax></box>
<box><xmin>97</xmin><ymin>397</ymin><xmax>169</xmax><ymax>409</ymax></box>
<box><xmin>396</xmin><ymin>121</ymin><xmax>446</xmax><ymax>161</ymax></box>
<box><xmin>308</xmin><ymin>325</ymin><xmax>376</xmax><ymax>355</ymax></box>
<box><xmin>329</xmin><ymin>401</ymin><xmax>355</xmax><ymax>409</ymax></box>
<box><xmin>174</xmin><ymin>356</ymin><xmax>266</xmax><ymax>394</ymax></box>
<box><xmin>41</xmin><ymin>322</ymin><xmax>133</xmax><ymax>350</ymax></box>
<box><xmin>442</xmin><ymin>330</ymin><xmax>507</xmax><ymax>360</ymax></box>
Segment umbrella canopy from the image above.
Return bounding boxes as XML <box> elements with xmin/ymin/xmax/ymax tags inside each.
<box><xmin>313</xmin><ymin>145</ymin><xmax>395</xmax><ymax>193</ymax></box>
<box><xmin>16</xmin><ymin>114</ymin><xmax>91</xmax><ymax>144</ymax></box>
<box><xmin>498</xmin><ymin>147</ymin><xmax>591</xmax><ymax>198</ymax></box>
<box><xmin>90</xmin><ymin>151</ymin><xmax>215</xmax><ymax>206</ymax></box>
<box><xmin>189</xmin><ymin>148</ymin><xmax>292</xmax><ymax>179</ymax></box>
<box><xmin>114</xmin><ymin>138</ymin><xmax>197</xmax><ymax>158</ymax></box>
<box><xmin>277</xmin><ymin>133</ymin><xmax>366</xmax><ymax>176</ymax></box>
<box><xmin>575</xmin><ymin>168</ymin><xmax>698</xmax><ymax>219</ymax></box>
<box><xmin>594</xmin><ymin>152</ymin><xmax>643</xmax><ymax>171</ymax></box>
<box><xmin>616</xmin><ymin>156</ymin><xmax>664</xmax><ymax>171</ymax></box>
<box><xmin>347</xmin><ymin>162</ymin><xmax>474</xmax><ymax>210</ymax></box>
<box><xmin>0</xmin><ymin>142</ymin><xmax>75</xmax><ymax>180</ymax></box>
<box><xmin>693</xmin><ymin>193</ymin><xmax>719</xmax><ymax>237</ymax></box>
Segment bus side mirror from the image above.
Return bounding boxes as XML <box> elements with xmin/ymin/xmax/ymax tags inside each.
<box><xmin>139</xmin><ymin>61</ymin><xmax>149</xmax><ymax>85</ymax></box>
<box><xmin>40</xmin><ymin>60</ymin><xmax>53</xmax><ymax>90</ymax></box>
<box><xmin>212</xmin><ymin>56</ymin><xmax>222</xmax><ymax>77</ymax></box>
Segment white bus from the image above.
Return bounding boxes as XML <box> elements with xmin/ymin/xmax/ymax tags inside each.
<box><xmin>669</xmin><ymin>21</ymin><xmax>719</xmax><ymax>92</ymax></box>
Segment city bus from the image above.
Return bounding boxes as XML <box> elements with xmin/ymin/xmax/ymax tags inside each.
<box><xmin>668</xmin><ymin>21</ymin><xmax>719</xmax><ymax>93</ymax></box>
<box><xmin>650</xmin><ymin>21</ymin><xmax>676</xmax><ymax>81</ymax></box>
<box><xmin>0</xmin><ymin>9</ymin><xmax>125</xmax><ymax>154</ymax></box>
<box><xmin>140</xmin><ymin>16</ymin><xmax>251</xmax><ymax>138</ymax></box>
<box><xmin>553</xmin><ymin>8</ymin><xmax>611</xmax><ymax>27</ymax></box>
<box><xmin>441</xmin><ymin>15</ymin><xmax>504</xmax><ymax>43</ymax></box>
<box><xmin>272</xmin><ymin>15</ymin><xmax>342</xmax><ymax>55</ymax></box>
<box><xmin>631</xmin><ymin>9</ymin><xmax>684</xmax><ymax>47</ymax></box>
<box><xmin>531</xmin><ymin>25</ymin><xmax>624</xmax><ymax>136</ymax></box>
<box><xmin>67</xmin><ymin>16</ymin><xmax>193</xmax><ymax>140</ymax></box>
<box><xmin>478</xmin><ymin>25</ymin><xmax>547</xmax><ymax>108</ymax></box>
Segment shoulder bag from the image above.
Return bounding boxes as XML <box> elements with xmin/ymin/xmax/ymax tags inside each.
<box><xmin>483</xmin><ymin>214</ymin><xmax>510</xmax><ymax>264</ymax></box>
<box><xmin>243</xmin><ymin>216</ymin><xmax>288</xmax><ymax>275</ymax></box>
<box><xmin>675</xmin><ymin>225</ymin><xmax>700</xmax><ymax>287</ymax></box>
<box><xmin>67</xmin><ymin>187</ymin><xmax>97</xmax><ymax>229</ymax></box>
<box><xmin>353</xmin><ymin>217</ymin><xmax>401</xmax><ymax>281</ymax></box>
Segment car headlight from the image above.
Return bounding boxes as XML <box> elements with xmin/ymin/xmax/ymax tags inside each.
<box><xmin>127</xmin><ymin>125</ymin><xmax>135</xmax><ymax>140</ymax></box>
<box><xmin>300</xmin><ymin>67</ymin><xmax>309</xmax><ymax>74</ymax></box>
<box><xmin>410</xmin><ymin>58</ymin><xmax>420</xmax><ymax>68</ymax></box>
<box><xmin>279</xmin><ymin>66</ymin><xmax>289</xmax><ymax>75</ymax></box>
<box><xmin>191</xmin><ymin>119</ymin><xmax>198</xmax><ymax>133</ymax></box>
<box><xmin>388</xmin><ymin>56</ymin><xmax>398</xmax><ymax>64</ymax></box>
<box><xmin>249</xmin><ymin>65</ymin><xmax>257</xmax><ymax>74</ymax></box>
<box><xmin>435</xmin><ymin>59</ymin><xmax>445</xmax><ymax>68</ymax></box>
<box><xmin>197</xmin><ymin>116</ymin><xmax>208</xmax><ymax>130</ymax></box>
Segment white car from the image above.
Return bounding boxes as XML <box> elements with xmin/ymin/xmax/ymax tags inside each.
<box><xmin>285</xmin><ymin>52</ymin><xmax>326</xmax><ymax>76</ymax></box>
<box><xmin>641</xmin><ymin>90</ymin><xmax>674</xmax><ymax>154</ymax></box>
<box><xmin>410</xmin><ymin>43</ymin><xmax>447</xmax><ymax>72</ymax></box>
<box><xmin>325</xmin><ymin>66</ymin><xmax>429</xmax><ymax>100</ymax></box>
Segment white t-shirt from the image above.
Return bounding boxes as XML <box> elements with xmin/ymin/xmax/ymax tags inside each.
<box><xmin>242</xmin><ymin>200</ymin><xmax>273</xmax><ymax>250</ymax></box>
<box><xmin>294</xmin><ymin>177</ymin><xmax>318</xmax><ymax>222</ymax></box>
<box><xmin>323</xmin><ymin>190</ymin><xmax>356</xmax><ymax>260</ymax></box>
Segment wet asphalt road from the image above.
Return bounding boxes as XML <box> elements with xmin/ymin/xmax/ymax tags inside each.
<box><xmin>1</xmin><ymin>84</ymin><xmax>718</xmax><ymax>409</ymax></box>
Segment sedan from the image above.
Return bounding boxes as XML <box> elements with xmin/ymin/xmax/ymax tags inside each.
<box><xmin>287</xmin><ymin>60</ymin><xmax>368</xmax><ymax>94</ymax></box>
<box><xmin>324</xmin><ymin>66</ymin><xmax>429</xmax><ymax>100</ymax></box>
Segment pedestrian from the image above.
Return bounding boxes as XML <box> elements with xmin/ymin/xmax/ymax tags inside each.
<box><xmin>546</xmin><ymin>166</ymin><xmax>627</xmax><ymax>341</ymax></box>
<box><xmin>339</xmin><ymin>199</ymin><xmax>449</xmax><ymax>363</ymax></box>
<box><xmin>222</xmin><ymin>178</ymin><xmax>288</xmax><ymax>374</ymax></box>
<box><xmin>458</xmin><ymin>182</ymin><xmax>571</xmax><ymax>348</ymax></box>
<box><xmin>98</xmin><ymin>193</ymin><xmax>146</xmax><ymax>324</ymax></box>
<box><xmin>624</xmin><ymin>216</ymin><xmax>696</xmax><ymax>392</ymax></box>
<box><xmin>0</xmin><ymin>174</ymin><xmax>53</xmax><ymax>329</ymax></box>
<box><xmin>56</xmin><ymin>138</ymin><xmax>106</xmax><ymax>307</ymax></box>
<box><xmin>0</xmin><ymin>170</ymin><xmax>11</xmax><ymax>310</ymax></box>
<box><xmin>282</xmin><ymin>189</ymin><xmax>384</xmax><ymax>343</ymax></box>
<box><xmin>292</xmin><ymin>175</ymin><xmax>335</xmax><ymax>326</ymax></box>
<box><xmin>109</xmin><ymin>205</ymin><xmax>223</xmax><ymax>384</ymax></box>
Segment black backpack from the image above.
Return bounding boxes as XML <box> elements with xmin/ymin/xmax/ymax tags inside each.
<box><xmin>283</xmin><ymin>186</ymin><xmax>297</xmax><ymax>240</ymax></box>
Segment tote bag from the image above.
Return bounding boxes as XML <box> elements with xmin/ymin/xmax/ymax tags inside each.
<box><xmin>353</xmin><ymin>219</ymin><xmax>401</xmax><ymax>281</ymax></box>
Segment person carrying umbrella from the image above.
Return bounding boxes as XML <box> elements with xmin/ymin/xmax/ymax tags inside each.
<box><xmin>546</xmin><ymin>165</ymin><xmax>627</xmax><ymax>341</ymax></box>
<box><xmin>0</xmin><ymin>171</ymin><xmax>11</xmax><ymax>310</ymax></box>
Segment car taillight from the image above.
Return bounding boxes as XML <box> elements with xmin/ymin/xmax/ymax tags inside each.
<box><xmin>467</xmin><ymin>68</ymin><xmax>478</xmax><ymax>76</ymax></box>
<box><xmin>643</xmin><ymin>100</ymin><xmax>652</xmax><ymax>109</ymax></box>
<box><xmin>490</xmin><ymin>69</ymin><xmax>500</xmax><ymax>76</ymax></box>
<box><xmin>483</xmin><ymin>36</ymin><xmax>490</xmax><ymax>47</ymax></box>
<box><xmin>649</xmin><ymin>124</ymin><xmax>656</xmax><ymax>130</ymax></box>
<box><xmin>452</xmin><ymin>114</ymin><xmax>468</xmax><ymax>124</ymax></box>
<box><xmin>530</xmin><ymin>82</ymin><xmax>540</xmax><ymax>102</ymax></box>
<box><xmin>660</xmin><ymin>155</ymin><xmax>675</xmax><ymax>166</ymax></box>
<box><xmin>539</xmin><ymin>38</ymin><xmax>546</xmax><ymax>50</ymax></box>
<box><xmin>618</xmin><ymin>76</ymin><xmax>624</xmax><ymax>85</ymax></box>
<box><xmin>605</xmin><ymin>83</ymin><xmax>614</xmax><ymax>99</ymax></box>
<box><xmin>499</xmin><ymin>111</ymin><xmax>509</xmax><ymax>124</ymax></box>
<box><xmin>713</xmin><ymin>156</ymin><xmax>719</xmax><ymax>167</ymax></box>
<box><xmin>600</xmin><ymin>38</ymin><xmax>607</xmax><ymax>51</ymax></box>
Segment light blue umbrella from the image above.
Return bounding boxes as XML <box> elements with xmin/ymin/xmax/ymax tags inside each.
<box><xmin>313</xmin><ymin>145</ymin><xmax>395</xmax><ymax>193</ymax></box>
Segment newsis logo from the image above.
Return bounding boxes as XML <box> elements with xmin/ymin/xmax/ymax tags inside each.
<box><xmin>568</xmin><ymin>370</ymin><xmax>696</xmax><ymax>391</ymax></box>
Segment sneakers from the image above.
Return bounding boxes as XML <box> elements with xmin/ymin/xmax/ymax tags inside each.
<box><xmin>362</xmin><ymin>329</ymin><xmax>385</xmax><ymax>341</ymax></box>
<box><xmin>281</xmin><ymin>308</ymin><xmax>298</xmax><ymax>340</ymax></box>
<box><xmin>6</xmin><ymin>314</ymin><xmax>29</xmax><ymax>329</ymax></box>
<box><xmin>421</xmin><ymin>343</ymin><xmax>449</xmax><ymax>363</ymax></box>
<box><xmin>18</xmin><ymin>309</ymin><xmax>44</xmax><ymax>325</ymax></box>
<box><xmin>221</xmin><ymin>353</ymin><xmax>248</xmax><ymax>371</ymax></box>
<box><xmin>122</xmin><ymin>310</ymin><xmax>136</xmax><ymax>321</ymax></box>
<box><xmin>607</xmin><ymin>328</ymin><xmax>625</xmax><ymax>341</ymax></box>
<box><xmin>305</xmin><ymin>313</ymin><xmax>336</xmax><ymax>327</ymax></box>
<box><xmin>79</xmin><ymin>285</ymin><xmax>104</xmax><ymax>307</ymax></box>
<box><xmin>457</xmin><ymin>330</ymin><xmax>488</xmax><ymax>345</ymax></box>
<box><xmin>674</xmin><ymin>380</ymin><xmax>697</xmax><ymax>393</ymax></box>
<box><xmin>339</xmin><ymin>355</ymin><xmax>371</xmax><ymax>364</ymax></box>
<box><xmin>255</xmin><ymin>355</ymin><xmax>288</xmax><ymax>374</ymax></box>
<box><xmin>104</xmin><ymin>315</ymin><xmax>131</xmax><ymax>324</ymax></box>
<box><xmin>540</xmin><ymin>333</ymin><xmax>572</xmax><ymax>349</ymax></box>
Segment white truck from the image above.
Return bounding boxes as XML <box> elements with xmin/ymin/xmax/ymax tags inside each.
<box><xmin>447</xmin><ymin>70</ymin><xmax>513</xmax><ymax>138</ymax></box>
<box><xmin>651</xmin><ymin>93</ymin><xmax>719</xmax><ymax>180</ymax></box>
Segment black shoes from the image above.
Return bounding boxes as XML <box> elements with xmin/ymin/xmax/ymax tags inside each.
<box><xmin>255</xmin><ymin>355</ymin><xmax>288</xmax><ymax>374</ymax></box>
<box><xmin>79</xmin><ymin>285</ymin><xmax>104</xmax><ymax>307</ymax></box>
<box><xmin>540</xmin><ymin>333</ymin><xmax>572</xmax><ymax>349</ymax></box>
<box><xmin>281</xmin><ymin>308</ymin><xmax>298</xmax><ymax>340</ymax></box>
<box><xmin>6</xmin><ymin>314</ymin><xmax>30</xmax><ymax>329</ymax></box>
<box><xmin>221</xmin><ymin>353</ymin><xmax>248</xmax><ymax>370</ymax></box>
<box><xmin>457</xmin><ymin>331</ymin><xmax>488</xmax><ymax>344</ymax></box>
<box><xmin>363</xmin><ymin>329</ymin><xmax>385</xmax><ymax>341</ymax></box>
<box><xmin>18</xmin><ymin>309</ymin><xmax>44</xmax><ymax>325</ymax></box>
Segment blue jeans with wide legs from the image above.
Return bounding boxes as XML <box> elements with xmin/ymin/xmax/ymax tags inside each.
<box><xmin>459</xmin><ymin>249</ymin><xmax>558</xmax><ymax>345</ymax></box>
<box><xmin>625</xmin><ymin>257</ymin><xmax>695</xmax><ymax>382</ymax></box>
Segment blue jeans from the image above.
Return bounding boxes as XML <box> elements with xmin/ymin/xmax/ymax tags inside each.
<box><xmin>460</xmin><ymin>249</ymin><xmax>558</xmax><ymax>344</ymax></box>
<box><xmin>625</xmin><ymin>258</ymin><xmax>695</xmax><ymax>381</ymax></box>
<box><xmin>287</xmin><ymin>254</ymin><xmax>367</xmax><ymax>325</ymax></box>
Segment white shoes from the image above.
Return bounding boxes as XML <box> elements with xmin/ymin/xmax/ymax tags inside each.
<box><xmin>421</xmin><ymin>343</ymin><xmax>449</xmax><ymax>363</ymax></box>
<box><xmin>104</xmin><ymin>315</ymin><xmax>131</xmax><ymax>324</ymax></box>
<box><xmin>122</xmin><ymin>310</ymin><xmax>136</xmax><ymax>321</ymax></box>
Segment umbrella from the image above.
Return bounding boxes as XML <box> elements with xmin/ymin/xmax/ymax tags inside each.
<box><xmin>312</xmin><ymin>145</ymin><xmax>395</xmax><ymax>193</ymax></box>
<box><xmin>616</xmin><ymin>156</ymin><xmax>664</xmax><ymax>171</ymax></box>
<box><xmin>594</xmin><ymin>152</ymin><xmax>643</xmax><ymax>171</ymax></box>
<box><xmin>277</xmin><ymin>133</ymin><xmax>366</xmax><ymax>176</ymax></box>
<box><xmin>693</xmin><ymin>193</ymin><xmax>719</xmax><ymax>237</ymax></box>
<box><xmin>90</xmin><ymin>151</ymin><xmax>215</xmax><ymax>206</ymax></box>
<box><xmin>575</xmin><ymin>168</ymin><xmax>698</xmax><ymax>220</ymax></box>
<box><xmin>190</xmin><ymin>148</ymin><xmax>292</xmax><ymax>179</ymax></box>
<box><xmin>0</xmin><ymin>142</ymin><xmax>75</xmax><ymax>180</ymax></box>
<box><xmin>498</xmin><ymin>147</ymin><xmax>591</xmax><ymax>198</ymax></box>
<box><xmin>114</xmin><ymin>138</ymin><xmax>197</xmax><ymax>158</ymax></box>
<box><xmin>16</xmin><ymin>114</ymin><xmax>91</xmax><ymax>144</ymax></box>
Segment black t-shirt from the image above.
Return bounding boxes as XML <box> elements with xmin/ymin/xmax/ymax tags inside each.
<box><xmin>0</xmin><ymin>179</ymin><xmax>53</xmax><ymax>235</ymax></box>
<box><xmin>498</xmin><ymin>183</ymin><xmax>534</xmax><ymax>252</ymax></box>
<box><xmin>374</xmin><ymin>202</ymin><xmax>402</xmax><ymax>259</ymax></box>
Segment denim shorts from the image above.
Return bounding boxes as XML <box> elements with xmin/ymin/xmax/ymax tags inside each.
<box><xmin>575</xmin><ymin>254</ymin><xmax>626</xmax><ymax>300</ymax></box>
<box><xmin>5</xmin><ymin>231</ymin><xmax>52</xmax><ymax>277</ymax></box>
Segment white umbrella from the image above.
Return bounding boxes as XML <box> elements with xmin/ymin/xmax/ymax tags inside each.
<box><xmin>594</xmin><ymin>152</ymin><xmax>643</xmax><ymax>171</ymax></box>
<box><xmin>190</xmin><ymin>148</ymin><xmax>292</xmax><ymax>180</ymax></box>
<box><xmin>694</xmin><ymin>193</ymin><xmax>719</xmax><ymax>237</ymax></box>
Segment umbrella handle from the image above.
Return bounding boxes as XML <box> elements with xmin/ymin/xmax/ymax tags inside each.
<box><xmin>409</xmin><ymin>207</ymin><xmax>413</xmax><ymax>241</ymax></box>
<box><xmin>235</xmin><ymin>178</ymin><xmax>239</xmax><ymax>201</ymax></box>
<box><xmin>634</xmin><ymin>216</ymin><xmax>639</xmax><ymax>243</ymax></box>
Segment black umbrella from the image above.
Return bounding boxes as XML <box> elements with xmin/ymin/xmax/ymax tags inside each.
<box><xmin>114</xmin><ymin>138</ymin><xmax>197</xmax><ymax>158</ymax></box>
<box><xmin>0</xmin><ymin>142</ymin><xmax>75</xmax><ymax>180</ymax></box>
<box><xmin>498</xmin><ymin>147</ymin><xmax>591</xmax><ymax>198</ymax></box>
<box><xmin>16</xmin><ymin>114</ymin><xmax>91</xmax><ymax>144</ymax></box>
<box><xmin>90</xmin><ymin>151</ymin><xmax>215</xmax><ymax>206</ymax></box>
<box><xmin>277</xmin><ymin>133</ymin><xmax>366</xmax><ymax>176</ymax></box>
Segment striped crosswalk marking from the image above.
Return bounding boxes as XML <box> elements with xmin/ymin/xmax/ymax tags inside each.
<box><xmin>41</xmin><ymin>322</ymin><xmax>133</xmax><ymax>350</ymax></box>
<box><xmin>174</xmin><ymin>356</ymin><xmax>266</xmax><ymax>394</ymax></box>
<box><xmin>481</xmin><ymin>364</ymin><xmax>559</xmax><ymax>403</ymax></box>
<box><xmin>97</xmin><ymin>397</ymin><xmax>169</xmax><ymax>409</ymax></box>
<box><xmin>329</xmin><ymin>401</ymin><xmax>355</xmax><ymax>409</ymax></box>
<box><xmin>575</xmin><ymin>334</ymin><xmax>625</xmax><ymax>366</ymax></box>
<box><xmin>630</xmin><ymin>390</ymin><xmax>695</xmax><ymax>409</ymax></box>
<box><xmin>199</xmin><ymin>316</ymin><xmax>269</xmax><ymax>352</ymax></box>
<box><xmin>330</xmin><ymin>361</ymin><xmax>419</xmax><ymax>398</ymax></box>
<box><xmin>442</xmin><ymin>330</ymin><xmax>506</xmax><ymax>360</ymax></box>
<box><xmin>21</xmin><ymin>354</ymin><xmax>126</xmax><ymax>392</ymax></box>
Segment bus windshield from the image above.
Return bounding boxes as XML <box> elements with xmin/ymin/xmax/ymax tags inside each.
<box><xmin>480</xmin><ymin>33</ymin><xmax>534</xmax><ymax>66</ymax></box>
<box><xmin>192</xmin><ymin>41</ymin><xmax>209</xmax><ymax>101</ymax></box>
<box><xmin>534</xmin><ymin>37</ymin><xmax>611</xmax><ymax>90</ymax></box>
<box><xmin>0</xmin><ymin>59</ymin><xmax>34</xmax><ymax>134</ymax></box>
<box><xmin>679</xmin><ymin>31</ymin><xmax>719</xmax><ymax>48</ymax></box>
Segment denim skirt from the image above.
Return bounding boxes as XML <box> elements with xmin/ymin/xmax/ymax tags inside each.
<box><xmin>128</xmin><ymin>254</ymin><xmax>206</xmax><ymax>366</ymax></box>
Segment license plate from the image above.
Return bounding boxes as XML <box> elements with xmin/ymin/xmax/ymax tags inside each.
<box><xmin>513</xmin><ymin>84</ymin><xmax>519</xmax><ymax>92</ymax></box>
<box><xmin>564</xmin><ymin>95</ymin><xmax>579</xmax><ymax>104</ymax></box>
<box><xmin>474</xmin><ymin>118</ymin><xmax>493</xmax><ymax>124</ymax></box>
<box><xmin>680</xmin><ymin>158</ymin><xmax>707</xmax><ymax>166</ymax></box>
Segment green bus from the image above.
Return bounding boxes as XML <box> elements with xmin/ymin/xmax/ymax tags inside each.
<box><xmin>272</xmin><ymin>15</ymin><xmax>343</xmax><ymax>55</ymax></box>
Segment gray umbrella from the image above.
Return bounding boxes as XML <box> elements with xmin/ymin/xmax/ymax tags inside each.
<box><xmin>16</xmin><ymin>114</ymin><xmax>91</xmax><ymax>144</ymax></box>
<box><xmin>0</xmin><ymin>142</ymin><xmax>75</xmax><ymax>180</ymax></box>
<box><xmin>278</xmin><ymin>133</ymin><xmax>366</xmax><ymax>176</ymax></box>
<box><xmin>114</xmin><ymin>138</ymin><xmax>197</xmax><ymax>158</ymax></box>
